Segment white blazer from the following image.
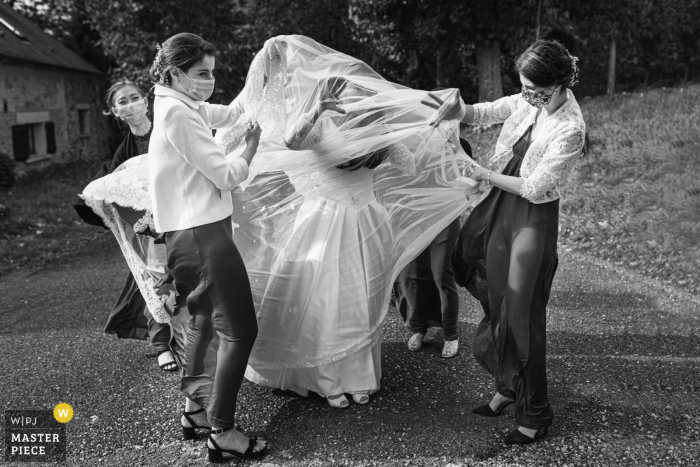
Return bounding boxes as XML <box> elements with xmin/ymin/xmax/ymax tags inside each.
<box><xmin>149</xmin><ymin>85</ymin><xmax>247</xmax><ymax>232</ymax></box>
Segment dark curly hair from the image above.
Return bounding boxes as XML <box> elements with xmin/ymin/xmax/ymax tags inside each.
<box><xmin>150</xmin><ymin>33</ymin><xmax>219</xmax><ymax>86</ymax></box>
<box><xmin>514</xmin><ymin>39</ymin><xmax>579</xmax><ymax>89</ymax></box>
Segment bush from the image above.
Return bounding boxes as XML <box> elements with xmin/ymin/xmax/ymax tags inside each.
<box><xmin>0</xmin><ymin>151</ymin><xmax>15</xmax><ymax>189</ymax></box>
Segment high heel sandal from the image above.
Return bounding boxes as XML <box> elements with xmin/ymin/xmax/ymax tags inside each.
<box><xmin>157</xmin><ymin>350</ymin><xmax>178</xmax><ymax>372</ymax></box>
<box><xmin>471</xmin><ymin>398</ymin><xmax>514</xmax><ymax>417</ymax></box>
<box><xmin>181</xmin><ymin>408</ymin><xmax>210</xmax><ymax>440</ymax></box>
<box><xmin>504</xmin><ymin>426</ymin><xmax>548</xmax><ymax>445</ymax></box>
<box><xmin>207</xmin><ymin>426</ymin><xmax>267</xmax><ymax>463</ymax></box>
<box><xmin>327</xmin><ymin>394</ymin><xmax>350</xmax><ymax>409</ymax></box>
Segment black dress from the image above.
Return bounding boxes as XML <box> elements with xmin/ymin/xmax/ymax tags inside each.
<box><xmin>453</xmin><ymin>124</ymin><xmax>558</xmax><ymax>428</ymax></box>
<box><xmin>73</xmin><ymin>130</ymin><xmax>171</xmax><ymax>353</ymax></box>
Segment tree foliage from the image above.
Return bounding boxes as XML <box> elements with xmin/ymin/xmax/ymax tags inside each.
<box><xmin>9</xmin><ymin>0</ymin><xmax>700</xmax><ymax>101</ymax></box>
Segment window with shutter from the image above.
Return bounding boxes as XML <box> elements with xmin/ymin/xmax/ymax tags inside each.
<box><xmin>46</xmin><ymin>122</ymin><xmax>56</xmax><ymax>154</ymax></box>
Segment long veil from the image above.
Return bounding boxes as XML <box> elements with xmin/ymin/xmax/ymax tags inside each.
<box><xmin>80</xmin><ymin>35</ymin><xmax>481</xmax><ymax>370</ymax></box>
<box><xmin>216</xmin><ymin>35</ymin><xmax>481</xmax><ymax>370</ymax></box>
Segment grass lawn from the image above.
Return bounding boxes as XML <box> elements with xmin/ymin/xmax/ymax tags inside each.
<box><xmin>464</xmin><ymin>84</ymin><xmax>700</xmax><ymax>295</ymax></box>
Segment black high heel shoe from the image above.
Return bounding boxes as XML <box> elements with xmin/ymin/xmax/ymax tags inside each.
<box><xmin>504</xmin><ymin>426</ymin><xmax>548</xmax><ymax>445</ymax></box>
<box><xmin>181</xmin><ymin>408</ymin><xmax>210</xmax><ymax>440</ymax></box>
<box><xmin>207</xmin><ymin>426</ymin><xmax>268</xmax><ymax>463</ymax></box>
<box><xmin>471</xmin><ymin>399</ymin><xmax>514</xmax><ymax>417</ymax></box>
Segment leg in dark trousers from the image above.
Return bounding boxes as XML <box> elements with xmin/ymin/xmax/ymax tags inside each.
<box><xmin>147</xmin><ymin>311</ymin><xmax>171</xmax><ymax>354</ymax></box>
<box><xmin>427</xmin><ymin>218</ymin><xmax>461</xmax><ymax>341</ymax></box>
<box><xmin>166</xmin><ymin>217</ymin><xmax>258</xmax><ymax>429</ymax></box>
<box><xmin>486</xmin><ymin>217</ymin><xmax>556</xmax><ymax>428</ymax></box>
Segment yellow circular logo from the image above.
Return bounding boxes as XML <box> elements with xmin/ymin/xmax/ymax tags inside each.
<box><xmin>53</xmin><ymin>403</ymin><xmax>74</xmax><ymax>423</ymax></box>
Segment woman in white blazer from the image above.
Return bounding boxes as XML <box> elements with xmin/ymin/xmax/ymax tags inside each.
<box><xmin>148</xmin><ymin>33</ymin><xmax>266</xmax><ymax>462</ymax></box>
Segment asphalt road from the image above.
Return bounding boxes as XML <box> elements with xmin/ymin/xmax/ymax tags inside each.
<box><xmin>1</xmin><ymin>246</ymin><xmax>699</xmax><ymax>466</ymax></box>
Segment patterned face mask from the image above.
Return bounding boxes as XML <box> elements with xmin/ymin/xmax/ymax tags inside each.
<box><xmin>522</xmin><ymin>86</ymin><xmax>556</xmax><ymax>108</ymax></box>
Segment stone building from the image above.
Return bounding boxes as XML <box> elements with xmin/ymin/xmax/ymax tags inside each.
<box><xmin>0</xmin><ymin>2</ymin><xmax>110</xmax><ymax>169</ymax></box>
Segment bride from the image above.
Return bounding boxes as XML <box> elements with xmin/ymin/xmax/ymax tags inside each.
<box><xmin>81</xmin><ymin>35</ymin><xmax>481</xmax><ymax>409</ymax></box>
<box><xmin>217</xmin><ymin>36</ymin><xmax>481</xmax><ymax>407</ymax></box>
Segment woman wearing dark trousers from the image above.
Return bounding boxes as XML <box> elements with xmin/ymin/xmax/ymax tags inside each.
<box><xmin>423</xmin><ymin>39</ymin><xmax>586</xmax><ymax>444</ymax></box>
<box><xmin>148</xmin><ymin>33</ymin><xmax>266</xmax><ymax>461</ymax></box>
<box><xmin>395</xmin><ymin>136</ymin><xmax>472</xmax><ymax>358</ymax></box>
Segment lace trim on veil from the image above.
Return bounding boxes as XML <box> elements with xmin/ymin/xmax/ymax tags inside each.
<box><xmin>80</xmin><ymin>195</ymin><xmax>171</xmax><ymax>324</ymax></box>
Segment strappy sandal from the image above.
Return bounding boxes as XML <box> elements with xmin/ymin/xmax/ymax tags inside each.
<box><xmin>207</xmin><ymin>427</ymin><xmax>267</xmax><ymax>463</ymax></box>
<box><xmin>181</xmin><ymin>408</ymin><xmax>210</xmax><ymax>440</ymax></box>
<box><xmin>157</xmin><ymin>350</ymin><xmax>178</xmax><ymax>372</ymax></box>
<box><xmin>407</xmin><ymin>333</ymin><xmax>425</xmax><ymax>352</ymax></box>
<box><xmin>327</xmin><ymin>394</ymin><xmax>350</xmax><ymax>409</ymax></box>
<box><xmin>352</xmin><ymin>392</ymin><xmax>370</xmax><ymax>405</ymax></box>
<box><xmin>441</xmin><ymin>339</ymin><xmax>459</xmax><ymax>358</ymax></box>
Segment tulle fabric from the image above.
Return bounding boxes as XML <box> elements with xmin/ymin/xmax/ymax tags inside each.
<box><xmin>80</xmin><ymin>35</ymin><xmax>482</xmax><ymax>379</ymax></box>
<box><xmin>80</xmin><ymin>156</ymin><xmax>171</xmax><ymax>323</ymax></box>
<box><xmin>215</xmin><ymin>35</ymin><xmax>482</xmax><ymax>375</ymax></box>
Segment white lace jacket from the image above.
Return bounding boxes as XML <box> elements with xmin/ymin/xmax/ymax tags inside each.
<box><xmin>472</xmin><ymin>89</ymin><xmax>586</xmax><ymax>204</ymax></box>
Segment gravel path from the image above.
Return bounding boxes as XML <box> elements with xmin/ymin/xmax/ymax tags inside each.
<box><xmin>1</xmin><ymin>246</ymin><xmax>699</xmax><ymax>466</ymax></box>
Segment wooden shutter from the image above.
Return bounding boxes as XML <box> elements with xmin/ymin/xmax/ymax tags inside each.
<box><xmin>12</xmin><ymin>125</ymin><xmax>30</xmax><ymax>162</ymax></box>
<box><xmin>46</xmin><ymin>122</ymin><xmax>56</xmax><ymax>154</ymax></box>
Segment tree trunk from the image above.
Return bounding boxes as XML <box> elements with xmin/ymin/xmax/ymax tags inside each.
<box><xmin>401</xmin><ymin>50</ymin><xmax>419</xmax><ymax>87</ymax></box>
<box><xmin>536</xmin><ymin>0</ymin><xmax>542</xmax><ymax>39</ymax></box>
<box><xmin>476</xmin><ymin>0</ymin><xmax>502</xmax><ymax>102</ymax></box>
<box><xmin>476</xmin><ymin>40</ymin><xmax>503</xmax><ymax>102</ymax></box>
<box><xmin>607</xmin><ymin>35</ymin><xmax>616</xmax><ymax>98</ymax></box>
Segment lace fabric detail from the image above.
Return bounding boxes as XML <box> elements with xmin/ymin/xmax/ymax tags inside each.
<box><xmin>84</xmin><ymin>155</ymin><xmax>152</xmax><ymax>211</ymax></box>
<box><xmin>299</xmin><ymin>115</ymin><xmax>329</xmax><ymax>148</ymax></box>
<box><xmin>219</xmin><ymin>122</ymin><xmax>247</xmax><ymax>155</ymax></box>
<box><xmin>520</xmin><ymin>127</ymin><xmax>584</xmax><ymax>202</ymax></box>
<box><xmin>473</xmin><ymin>90</ymin><xmax>586</xmax><ymax>204</ymax></box>
<box><xmin>133</xmin><ymin>210</ymin><xmax>156</xmax><ymax>233</ymax></box>
<box><xmin>288</xmin><ymin>171</ymin><xmax>320</xmax><ymax>194</ymax></box>
<box><xmin>472</xmin><ymin>93</ymin><xmax>523</xmax><ymax>126</ymax></box>
<box><xmin>80</xmin><ymin>196</ymin><xmax>170</xmax><ymax>324</ymax></box>
<box><xmin>385</xmin><ymin>142</ymin><xmax>416</xmax><ymax>175</ymax></box>
<box><xmin>520</xmin><ymin>171</ymin><xmax>557</xmax><ymax>203</ymax></box>
<box><xmin>285</xmin><ymin>117</ymin><xmax>330</xmax><ymax>195</ymax></box>
<box><xmin>245</xmin><ymin>38</ymin><xmax>288</xmax><ymax>139</ymax></box>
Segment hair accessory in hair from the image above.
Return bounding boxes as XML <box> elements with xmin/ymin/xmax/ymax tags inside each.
<box><xmin>152</xmin><ymin>43</ymin><xmax>167</xmax><ymax>85</ymax></box>
<box><xmin>568</xmin><ymin>52</ymin><xmax>579</xmax><ymax>88</ymax></box>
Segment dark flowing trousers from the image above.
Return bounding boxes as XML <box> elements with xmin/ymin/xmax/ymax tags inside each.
<box><xmin>104</xmin><ymin>205</ymin><xmax>172</xmax><ymax>354</ymax></box>
<box><xmin>454</xmin><ymin>151</ymin><xmax>558</xmax><ymax>429</ymax></box>
<box><xmin>104</xmin><ymin>273</ymin><xmax>172</xmax><ymax>353</ymax></box>
<box><xmin>165</xmin><ymin>216</ymin><xmax>257</xmax><ymax>429</ymax></box>
<box><xmin>396</xmin><ymin>218</ymin><xmax>461</xmax><ymax>340</ymax></box>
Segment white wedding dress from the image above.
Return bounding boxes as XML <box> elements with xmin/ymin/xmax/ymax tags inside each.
<box><xmin>243</xmin><ymin>116</ymin><xmax>415</xmax><ymax>396</ymax></box>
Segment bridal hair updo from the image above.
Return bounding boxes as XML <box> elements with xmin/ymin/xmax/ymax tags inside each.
<box><xmin>103</xmin><ymin>80</ymin><xmax>146</xmax><ymax>116</ymax></box>
<box><xmin>514</xmin><ymin>39</ymin><xmax>579</xmax><ymax>89</ymax></box>
<box><xmin>150</xmin><ymin>33</ymin><xmax>219</xmax><ymax>86</ymax></box>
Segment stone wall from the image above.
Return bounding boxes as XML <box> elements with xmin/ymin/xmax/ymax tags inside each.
<box><xmin>0</xmin><ymin>61</ymin><xmax>113</xmax><ymax>167</ymax></box>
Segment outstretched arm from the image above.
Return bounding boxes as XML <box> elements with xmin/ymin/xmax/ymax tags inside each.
<box><xmin>284</xmin><ymin>77</ymin><xmax>348</xmax><ymax>149</ymax></box>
